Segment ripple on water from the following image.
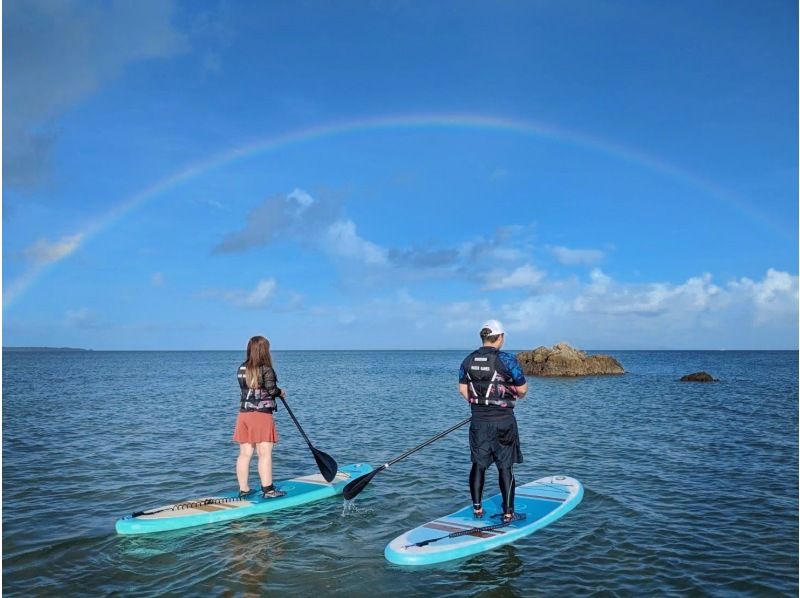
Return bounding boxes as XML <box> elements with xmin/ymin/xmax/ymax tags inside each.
<box><xmin>3</xmin><ymin>350</ymin><xmax>798</xmax><ymax>596</ymax></box>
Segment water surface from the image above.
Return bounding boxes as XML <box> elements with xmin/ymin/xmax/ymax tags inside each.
<box><xmin>3</xmin><ymin>350</ymin><xmax>798</xmax><ymax>596</ymax></box>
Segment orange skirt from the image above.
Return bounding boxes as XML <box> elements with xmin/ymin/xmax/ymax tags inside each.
<box><xmin>233</xmin><ymin>412</ymin><xmax>279</xmax><ymax>444</ymax></box>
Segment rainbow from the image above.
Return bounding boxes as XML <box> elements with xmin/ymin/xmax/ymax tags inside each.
<box><xmin>3</xmin><ymin>112</ymin><xmax>782</xmax><ymax>308</ymax></box>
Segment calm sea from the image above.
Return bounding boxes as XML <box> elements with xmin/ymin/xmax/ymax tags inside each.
<box><xmin>3</xmin><ymin>350</ymin><xmax>798</xmax><ymax>596</ymax></box>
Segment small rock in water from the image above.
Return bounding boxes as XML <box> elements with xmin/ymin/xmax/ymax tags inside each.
<box><xmin>680</xmin><ymin>371</ymin><xmax>717</xmax><ymax>382</ymax></box>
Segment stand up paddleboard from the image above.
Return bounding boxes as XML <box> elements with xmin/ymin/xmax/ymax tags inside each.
<box><xmin>116</xmin><ymin>463</ymin><xmax>372</xmax><ymax>535</ymax></box>
<box><xmin>385</xmin><ymin>475</ymin><xmax>583</xmax><ymax>565</ymax></box>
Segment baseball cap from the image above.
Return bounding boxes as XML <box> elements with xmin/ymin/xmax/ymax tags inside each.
<box><xmin>480</xmin><ymin>319</ymin><xmax>505</xmax><ymax>336</ymax></box>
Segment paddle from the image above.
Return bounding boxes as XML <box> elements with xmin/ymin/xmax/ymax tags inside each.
<box><xmin>342</xmin><ymin>416</ymin><xmax>472</xmax><ymax>500</ymax></box>
<box><xmin>405</xmin><ymin>513</ymin><xmax>527</xmax><ymax>548</ymax></box>
<box><xmin>279</xmin><ymin>396</ymin><xmax>338</xmax><ymax>482</ymax></box>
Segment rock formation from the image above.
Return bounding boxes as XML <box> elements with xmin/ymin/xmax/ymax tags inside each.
<box><xmin>680</xmin><ymin>371</ymin><xmax>717</xmax><ymax>382</ymax></box>
<box><xmin>516</xmin><ymin>342</ymin><xmax>624</xmax><ymax>377</ymax></box>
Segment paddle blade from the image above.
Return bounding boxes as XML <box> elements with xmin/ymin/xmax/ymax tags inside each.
<box><xmin>312</xmin><ymin>447</ymin><xmax>338</xmax><ymax>482</ymax></box>
<box><xmin>342</xmin><ymin>467</ymin><xmax>381</xmax><ymax>500</ymax></box>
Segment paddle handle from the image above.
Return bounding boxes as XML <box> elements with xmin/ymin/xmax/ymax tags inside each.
<box><xmin>278</xmin><ymin>397</ymin><xmax>313</xmax><ymax>448</ymax></box>
<box><xmin>383</xmin><ymin>416</ymin><xmax>471</xmax><ymax>469</ymax></box>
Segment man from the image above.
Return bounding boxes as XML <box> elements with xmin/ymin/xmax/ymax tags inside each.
<box><xmin>458</xmin><ymin>319</ymin><xmax>528</xmax><ymax>522</ymax></box>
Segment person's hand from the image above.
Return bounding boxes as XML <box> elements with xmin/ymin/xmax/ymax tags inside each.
<box><xmin>280</xmin><ymin>389</ymin><xmax>286</xmax><ymax>398</ymax></box>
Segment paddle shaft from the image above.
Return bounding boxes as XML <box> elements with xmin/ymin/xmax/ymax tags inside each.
<box><xmin>379</xmin><ymin>416</ymin><xmax>471</xmax><ymax>471</ymax></box>
<box><xmin>342</xmin><ymin>415</ymin><xmax>472</xmax><ymax>500</ymax></box>
<box><xmin>278</xmin><ymin>396</ymin><xmax>313</xmax><ymax>448</ymax></box>
<box><xmin>409</xmin><ymin>513</ymin><xmax>526</xmax><ymax>547</ymax></box>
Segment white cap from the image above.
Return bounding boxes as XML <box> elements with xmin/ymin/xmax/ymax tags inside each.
<box><xmin>481</xmin><ymin>319</ymin><xmax>505</xmax><ymax>336</ymax></box>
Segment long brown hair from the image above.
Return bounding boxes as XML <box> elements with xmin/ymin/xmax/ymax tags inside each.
<box><xmin>244</xmin><ymin>336</ymin><xmax>273</xmax><ymax>388</ymax></box>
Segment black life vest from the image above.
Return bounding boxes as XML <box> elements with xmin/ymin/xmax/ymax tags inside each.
<box><xmin>465</xmin><ymin>350</ymin><xmax>516</xmax><ymax>408</ymax></box>
<box><xmin>238</xmin><ymin>365</ymin><xmax>278</xmax><ymax>413</ymax></box>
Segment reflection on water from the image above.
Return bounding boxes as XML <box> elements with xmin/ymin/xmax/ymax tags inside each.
<box><xmin>223</xmin><ymin>523</ymin><xmax>285</xmax><ymax>595</ymax></box>
<box><xmin>464</xmin><ymin>544</ymin><xmax>525</xmax><ymax>581</ymax></box>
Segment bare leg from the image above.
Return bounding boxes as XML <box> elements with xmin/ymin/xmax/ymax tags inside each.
<box><xmin>236</xmin><ymin>443</ymin><xmax>255</xmax><ymax>491</ymax></box>
<box><xmin>256</xmin><ymin>441</ymin><xmax>274</xmax><ymax>488</ymax></box>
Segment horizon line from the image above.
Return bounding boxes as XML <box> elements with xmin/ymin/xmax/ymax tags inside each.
<box><xmin>4</xmin><ymin>346</ymin><xmax>797</xmax><ymax>352</ymax></box>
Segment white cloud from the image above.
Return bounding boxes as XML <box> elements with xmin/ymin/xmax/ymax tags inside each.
<box><xmin>216</xmin><ymin>195</ymin><xmax>542</xmax><ymax>283</ymax></box>
<box><xmin>501</xmin><ymin>295</ymin><xmax>571</xmax><ymax>332</ymax></box>
<box><xmin>324</xmin><ymin>219</ymin><xmax>388</xmax><ymax>265</ymax></box>
<box><xmin>488</xmin><ymin>247</ymin><xmax>527</xmax><ymax>262</ymax></box>
<box><xmin>22</xmin><ymin>234</ymin><xmax>84</xmax><ymax>264</ymax></box>
<box><xmin>203</xmin><ymin>278</ymin><xmax>277</xmax><ymax>309</ymax></box>
<box><xmin>216</xmin><ymin>189</ymin><xmax>388</xmax><ymax>267</ymax></box>
<box><xmin>212</xmin><ymin>191</ymin><xmax>318</xmax><ymax>253</ymax></box>
<box><xmin>214</xmin><ymin>190</ymin><xmax>392</xmax><ymax>268</ymax></box>
<box><xmin>241</xmin><ymin>280</ymin><xmax>277</xmax><ymax>308</ymax></box>
<box><xmin>587</xmin><ymin>268</ymin><xmax>611</xmax><ymax>293</ymax></box>
<box><xmin>198</xmin><ymin>197</ymin><xmax>225</xmax><ymax>210</ymax></box>
<box><xmin>256</xmin><ymin>268</ymin><xmax>797</xmax><ymax>349</ymax></box>
<box><xmin>496</xmin><ymin>269</ymin><xmax>797</xmax><ymax>348</ymax></box>
<box><xmin>65</xmin><ymin>307</ymin><xmax>105</xmax><ymax>329</ymax></box>
<box><xmin>483</xmin><ymin>264</ymin><xmax>546</xmax><ymax>290</ymax></box>
<box><xmin>287</xmin><ymin>188</ymin><xmax>315</xmax><ymax>211</ymax></box>
<box><xmin>572</xmin><ymin>272</ymin><xmax>722</xmax><ymax>316</ymax></box>
<box><xmin>549</xmin><ymin>245</ymin><xmax>605</xmax><ymax>266</ymax></box>
<box><xmin>66</xmin><ymin>308</ymin><xmax>92</xmax><ymax>326</ymax></box>
<box><xmin>729</xmin><ymin>268</ymin><xmax>799</xmax><ymax>324</ymax></box>
<box><xmin>440</xmin><ymin>299</ymin><xmax>494</xmax><ymax>331</ymax></box>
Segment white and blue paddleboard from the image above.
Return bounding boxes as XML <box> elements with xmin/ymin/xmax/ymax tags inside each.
<box><xmin>385</xmin><ymin>475</ymin><xmax>583</xmax><ymax>566</ymax></box>
<box><xmin>116</xmin><ymin>463</ymin><xmax>371</xmax><ymax>535</ymax></box>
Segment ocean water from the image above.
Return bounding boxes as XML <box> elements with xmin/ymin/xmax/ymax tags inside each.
<box><xmin>3</xmin><ymin>349</ymin><xmax>797</xmax><ymax>596</ymax></box>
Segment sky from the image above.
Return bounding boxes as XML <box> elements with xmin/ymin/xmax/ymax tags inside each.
<box><xmin>3</xmin><ymin>0</ymin><xmax>798</xmax><ymax>350</ymax></box>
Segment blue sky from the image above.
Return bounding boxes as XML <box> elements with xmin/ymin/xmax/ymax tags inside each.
<box><xmin>3</xmin><ymin>0</ymin><xmax>798</xmax><ymax>350</ymax></box>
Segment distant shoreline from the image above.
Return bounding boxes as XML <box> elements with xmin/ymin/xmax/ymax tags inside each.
<box><xmin>2</xmin><ymin>347</ymin><xmax>797</xmax><ymax>352</ymax></box>
<box><xmin>3</xmin><ymin>347</ymin><xmax>92</xmax><ymax>352</ymax></box>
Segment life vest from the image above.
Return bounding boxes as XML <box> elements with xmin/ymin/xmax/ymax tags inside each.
<box><xmin>238</xmin><ymin>365</ymin><xmax>278</xmax><ymax>413</ymax></box>
<box><xmin>465</xmin><ymin>350</ymin><xmax>517</xmax><ymax>408</ymax></box>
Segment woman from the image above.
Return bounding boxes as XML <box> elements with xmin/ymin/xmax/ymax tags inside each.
<box><xmin>233</xmin><ymin>336</ymin><xmax>286</xmax><ymax>499</ymax></box>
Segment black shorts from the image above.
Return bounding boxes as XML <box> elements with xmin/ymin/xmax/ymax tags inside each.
<box><xmin>469</xmin><ymin>415</ymin><xmax>523</xmax><ymax>469</ymax></box>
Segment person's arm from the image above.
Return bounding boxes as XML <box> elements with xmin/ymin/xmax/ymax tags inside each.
<box><xmin>262</xmin><ymin>367</ymin><xmax>284</xmax><ymax>398</ymax></box>
<box><xmin>459</xmin><ymin>383</ymin><xmax>470</xmax><ymax>402</ymax></box>
<box><xmin>458</xmin><ymin>362</ymin><xmax>470</xmax><ymax>402</ymax></box>
<box><xmin>501</xmin><ymin>353</ymin><xmax>528</xmax><ymax>398</ymax></box>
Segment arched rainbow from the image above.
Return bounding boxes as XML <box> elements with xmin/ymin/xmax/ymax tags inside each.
<box><xmin>3</xmin><ymin>113</ymin><xmax>781</xmax><ymax>308</ymax></box>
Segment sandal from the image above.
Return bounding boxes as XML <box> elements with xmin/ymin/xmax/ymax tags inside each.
<box><xmin>502</xmin><ymin>512</ymin><xmax>515</xmax><ymax>523</ymax></box>
<box><xmin>238</xmin><ymin>488</ymin><xmax>256</xmax><ymax>498</ymax></box>
<box><xmin>472</xmin><ymin>504</ymin><xmax>484</xmax><ymax>519</ymax></box>
<box><xmin>261</xmin><ymin>484</ymin><xmax>286</xmax><ymax>499</ymax></box>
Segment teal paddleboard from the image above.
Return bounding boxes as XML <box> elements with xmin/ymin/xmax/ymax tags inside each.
<box><xmin>385</xmin><ymin>475</ymin><xmax>583</xmax><ymax>565</ymax></box>
<box><xmin>116</xmin><ymin>463</ymin><xmax>371</xmax><ymax>535</ymax></box>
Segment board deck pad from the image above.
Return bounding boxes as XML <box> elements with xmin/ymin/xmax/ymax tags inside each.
<box><xmin>116</xmin><ymin>463</ymin><xmax>372</xmax><ymax>535</ymax></box>
<box><xmin>384</xmin><ymin>475</ymin><xmax>583</xmax><ymax>566</ymax></box>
